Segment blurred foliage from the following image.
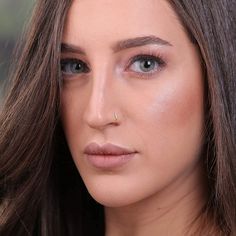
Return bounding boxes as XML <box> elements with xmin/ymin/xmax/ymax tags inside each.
<box><xmin>0</xmin><ymin>0</ymin><xmax>35</xmax><ymax>97</ymax></box>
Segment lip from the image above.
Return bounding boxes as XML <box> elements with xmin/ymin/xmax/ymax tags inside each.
<box><xmin>84</xmin><ymin>142</ymin><xmax>138</xmax><ymax>169</ymax></box>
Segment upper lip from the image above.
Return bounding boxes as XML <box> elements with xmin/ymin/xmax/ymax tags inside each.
<box><xmin>84</xmin><ymin>142</ymin><xmax>137</xmax><ymax>156</ymax></box>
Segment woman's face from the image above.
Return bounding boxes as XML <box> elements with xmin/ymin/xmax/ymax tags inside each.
<box><xmin>61</xmin><ymin>0</ymin><xmax>205</xmax><ymax>207</ymax></box>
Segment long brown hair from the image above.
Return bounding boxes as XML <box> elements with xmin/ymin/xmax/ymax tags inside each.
<box><xmin>0</xmin><ymin>0</ymin><xmax>235</xmax><ymax>235</ymax></box>
<box><xmin>168</xmin><ymin>1</ymin><xmax>236</xmax><ymax>234</ymax></box>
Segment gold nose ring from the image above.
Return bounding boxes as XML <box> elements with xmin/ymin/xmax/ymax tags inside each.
<box><xmin>114</xmin><ymin>112</ymin><xmax>118</xmax><ymax>122</ymax></box>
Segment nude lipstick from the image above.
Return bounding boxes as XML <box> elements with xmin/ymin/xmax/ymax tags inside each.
<box><xmin>84</xmin><ymin>142</ymin><xmax>137</xmax><ymax>169</ymax></box>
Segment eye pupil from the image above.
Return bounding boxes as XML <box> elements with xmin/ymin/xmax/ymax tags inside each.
<box><xmin>143</xmin><ymin>60</ymin><xmax>152</xmax><ymax>68</ymax></box>
<box><xmin>73</xmin><ymin>62</ymin><xmax>83</xmax><ymax>72</ymax></box>
<box><xmin>140</xmin><ymin>59</ymin><xmax>155</xmax><ymax>71</ymax></box>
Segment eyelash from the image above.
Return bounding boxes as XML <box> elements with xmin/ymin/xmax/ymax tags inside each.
<box><xmin>126</xmin><ymin>53</ymin><xmax>166</xmax><ymax>79</ymax></box>
<box><xmin>60</xmin><ymin>58</ymin><xmax>90</xmax><ymax>76</ymax></box>
<box><xmin>60</xmin><ymin>53</ymin><xmax>166</xmax><ymax>79</ymax></box>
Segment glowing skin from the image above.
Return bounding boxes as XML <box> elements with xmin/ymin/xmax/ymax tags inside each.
<box><xmin>61</xmin><ymin>0</ymin><xmax>206</xmax><ymax>235</ymax></box>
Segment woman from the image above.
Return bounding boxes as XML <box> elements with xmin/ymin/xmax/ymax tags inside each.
<box><xmin>0</xmin><ymin>0</ymin><xmax>235</xmax><ymax>235</ymax></box>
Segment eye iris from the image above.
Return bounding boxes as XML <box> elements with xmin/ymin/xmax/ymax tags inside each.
<box><xmin>140</xmin><ymin>59</ymin><xmax>155</xmax><ymax>72</ymax></box>
<box><xmin>61</xmin><ymin>60</ymin><xmax>88</xmax><ymax>74</ymax></box>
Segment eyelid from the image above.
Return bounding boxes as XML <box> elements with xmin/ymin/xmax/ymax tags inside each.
<box><xmin>60</xmin><ymin>51</ymin><xmax>167</xmax><ymax>80</ymax></box>
<box><xmin>61</xmin><ymin>56</ymin><xmax>91</xmax><ymax>68</ymax></box>
<box><xmin>60</xmin><ymin>57</ymin><xmax>88</xmax><ymax>66</ymax></box>
<box><xmin>127</xmin><ymin>53</ymin><xmax>166</xmax><ymax>68</ymax></box>
<box><xmin>60</xmin><ymin>57</ymin><xmax>90</xmax><ymax>75</ymax></box>
<box><xmin>124</xmin><ymin>52</ymin><xmax>167</xmax><ymax>79</ymax></box>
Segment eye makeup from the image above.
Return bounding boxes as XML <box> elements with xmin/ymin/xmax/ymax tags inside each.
<box><xmin>60</xmin><ymin>49</ymin><xmax>168</xmax><ymax>81</ymax></box>
<box><xmin>125</xmin><ymin>51</ymin><xmax>167</xmax><ymax>79</ymax></box>
<box><xmin>60</xmin><ymin>58</ymin><xmax>90</xmax><ymax>75</ymax></box>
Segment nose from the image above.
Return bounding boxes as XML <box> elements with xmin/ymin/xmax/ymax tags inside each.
<box><xmin>83</xmin><ymin>73</ymin><xmax>121</xmax><ymax>130</ymax></box>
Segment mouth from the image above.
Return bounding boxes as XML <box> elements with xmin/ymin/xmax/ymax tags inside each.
<box><xmin>83</xmin><ymin>142</ymin><xmax>138</xmax><ymax>169</ymax></box>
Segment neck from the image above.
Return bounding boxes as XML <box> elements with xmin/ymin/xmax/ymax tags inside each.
<box><xmin>105</xmin><ymin>163</ymin><xmax>208</xmax><ymax>236</ymax></box>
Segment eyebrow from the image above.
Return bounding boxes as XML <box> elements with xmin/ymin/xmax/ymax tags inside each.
<box><xmin>61</xmin><ymin>35</ymin><xmax>172</xmax><ymax>55</ymax></box>
<box><xmin>61</xmin><ymin>43</ymin><xmax>86</xmax><ymax>55</ymax></box>
<box><xmin>113</xmin><ymin>35</ymin><xmax>172</xmax><ymax>52</ymax></box>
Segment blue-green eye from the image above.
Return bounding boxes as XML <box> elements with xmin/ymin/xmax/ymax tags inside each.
<box><xmin>129</xmin><ymin>55</ymin><xmax>165</xmax><ymax>74</ymax></box>
<box><xmin>60</xmin><ymin>58</ymin><xmax>90</xmax><ymax>75</ymax></box>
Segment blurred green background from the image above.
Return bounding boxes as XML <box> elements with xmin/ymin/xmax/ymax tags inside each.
<box><xmin>0</xmin><ymin>0</ymin><xmax>34</xmax><ymax>98</ymax></box>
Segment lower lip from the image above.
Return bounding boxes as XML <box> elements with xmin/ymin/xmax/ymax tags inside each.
<box><xmin>85</xmin><ymin>153</ymin><xmax>137</xmax><ymax>169</ymax></box>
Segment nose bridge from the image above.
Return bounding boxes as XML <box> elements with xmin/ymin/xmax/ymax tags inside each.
<box><xmin>90</xmin><ymin>73</ymin><xmax>108</xmax><ymax>116</ymax></box>
<box><xmin>83</xmin><ymin>65</ymin><xmax>117</xmax><ymax>128</ymax></box>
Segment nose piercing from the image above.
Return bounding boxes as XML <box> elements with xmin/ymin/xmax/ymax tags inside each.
<box><xmin>114</xmin><ymin>112</ymin><xmax>118</xmax><ymax>122</ymax></box>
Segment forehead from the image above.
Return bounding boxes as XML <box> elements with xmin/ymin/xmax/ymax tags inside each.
<box><xmin>63</xmin><ymin>0</ymin><xmax>188</xmax><ymax>48</ymax></box>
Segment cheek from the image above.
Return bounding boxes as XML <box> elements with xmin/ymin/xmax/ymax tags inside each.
<box><xmin>145</xmin><ymin>78</ymin><xmax>203</xmax><ymax>131</ymax></box>
<box><xmin>161</xmin><ymin>83</ymin><xmax>203</xmax><ymax>131</ymax></box>
<box><xmin>60</xmin><ymin>89</ymin><xmax>83</xmax><ymax>146</ymax></box>
<box><xmin>121</xmin><ymin>74</ymin><xmax>205</xmax><ymax>200</ymax></box>
<box><xmin>135</xmin><ymin>72</ymin><xmax>205</xmax><ymax>169</ymax></box>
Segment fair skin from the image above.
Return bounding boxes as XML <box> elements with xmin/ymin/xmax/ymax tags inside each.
<box><xmin>61</xmin><ymin>0</ymin><xmax>207</xmax><ymax>235</ymax></box>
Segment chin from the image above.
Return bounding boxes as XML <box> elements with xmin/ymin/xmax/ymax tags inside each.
<box><xmin>84</xmin><ymin>179</ymin><xmax>143</xmax><ymax>208</ymax></box>
<box><xmin>87</xmin><ymin>187</ymin><xmax>134</xmax><ymax>208</ymax></box>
